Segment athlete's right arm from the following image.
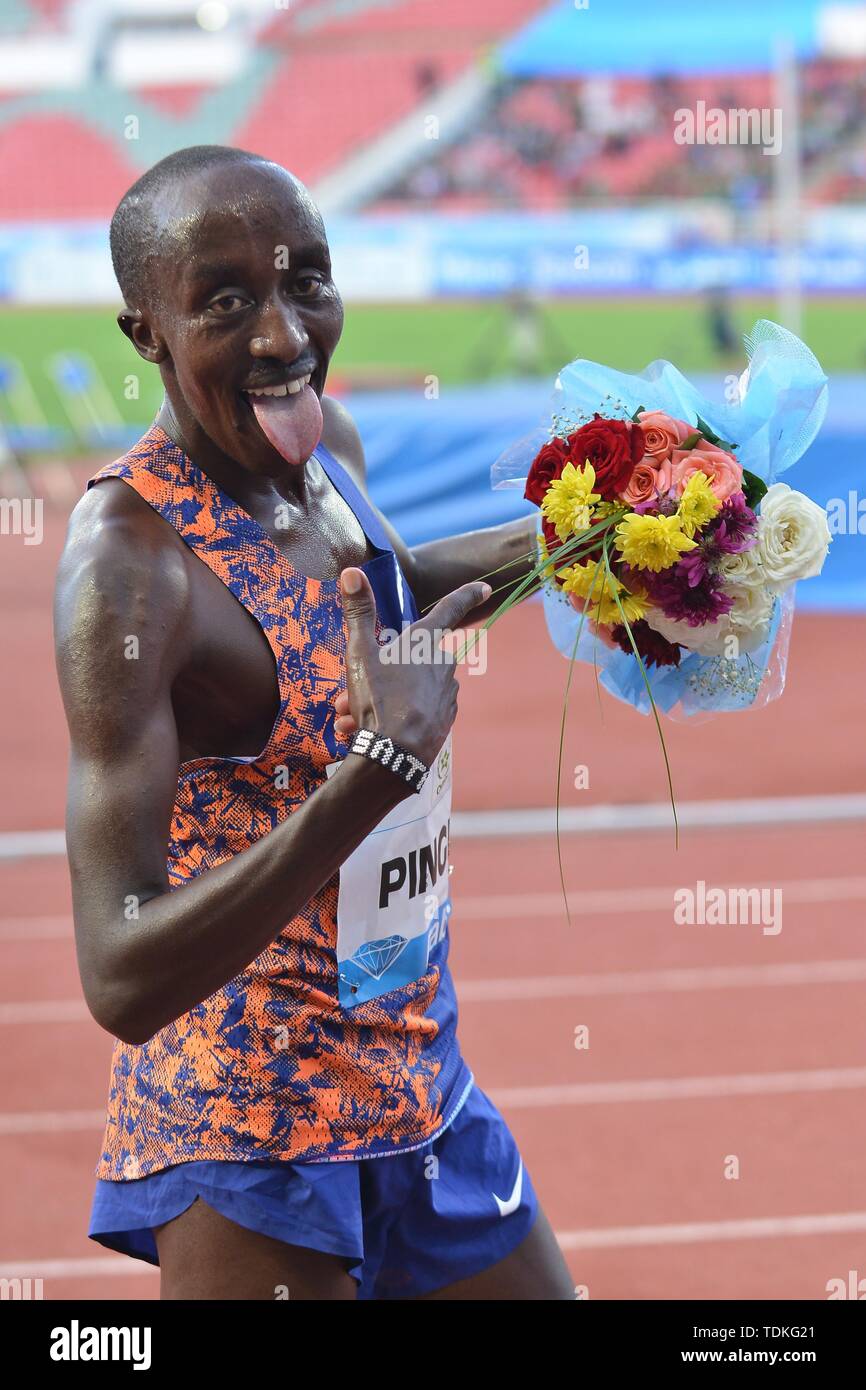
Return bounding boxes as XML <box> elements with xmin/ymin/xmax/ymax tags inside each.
<box><xmin>55</xmin><ymin>488</ymin><xmax>487</xmax><ymax>1045</ymax></box>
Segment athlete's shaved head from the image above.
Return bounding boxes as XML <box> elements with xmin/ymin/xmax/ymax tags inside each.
<box><xmin>110</xmin><ymin>144</ymin><xmax>301</xmax><ymax>310</ymax></box>
<box><xmin>109</xmin><ymin>144</ymin><xmax>343</xmax><ymax>480</ymax></box>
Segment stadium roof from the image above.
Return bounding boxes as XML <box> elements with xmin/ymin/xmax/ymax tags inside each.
<box><xmin>499</xmin><ymin>0</ymin><xmax>834</xmax><ymax>76</ymax></box>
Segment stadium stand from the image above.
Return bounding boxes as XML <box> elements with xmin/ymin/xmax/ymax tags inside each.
<box><xmin>376</xmin><ymin>60</ymin><xmax>866</xmax><ymax>209</ymax></box>
<box><xmin>0</xmin><ymin>0</ymin><xmax>546</xmax><ymax>218</ymax></box>
<box><xmin>0</xmin><ymin>114</ymin><xmax>138</xmax><ymax>219</ymax></box>
<box><xmin>5</xmin><ymin>1</ymin><xmax>865</xmax><ymax>218</ymax></box>
<box><xmin>234</xmin><ymin>46</ymin><xmax>473</xmax><ymax>186</ymax></box>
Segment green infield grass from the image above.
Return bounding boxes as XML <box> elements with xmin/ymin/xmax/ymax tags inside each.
<box><xmin>0</xmin><ymin>296</ymin><xmax>861</xmax><ymax>446</ymax></box>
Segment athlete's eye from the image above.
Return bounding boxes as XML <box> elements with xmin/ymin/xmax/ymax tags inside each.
<box><xmin>208</xmin><ymin>293</ymin><xmax>249</xmax><ymax>316</ymax></box>
<box><xmin>295</xmin><ymin>273</ymin><xmax>326</xmax><ymax>298</ymax></box>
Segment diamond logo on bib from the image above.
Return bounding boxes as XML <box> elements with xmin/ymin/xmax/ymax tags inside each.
<box><xmin>350</xmin><ymin>935</ymin><xmax>409</xmax><ymax>980</ymax></box>
<box><xmin>326</xmin><ymin>734</ymin><xmax>453</xmax><ymax>1008</ymax></box>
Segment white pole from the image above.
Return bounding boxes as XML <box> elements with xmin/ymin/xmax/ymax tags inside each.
<box><xmin>773</xmin><ymin>34</ymin><xmax>802</xmax><ymax>335</ymax></box>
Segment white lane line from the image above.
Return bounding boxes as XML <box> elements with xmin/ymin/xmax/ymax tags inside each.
<box><xmin>6</xmin><ymin>956</ymin><xmax>866</xmax><ymax>1023</ymax></box>
<box><xmin>0</xmin><ymin>1110</ymin><xmax>103</xmax><ymax>1135</ymax></box>
<box><xmin>6</xmin><ymin>958</ymin><xmax>866</xmax><ymax>1028</ymax></box>
<box><xmin>0</xmin><ymin>916</ymin><xmax>71</xmax><ymax>941</ymax></box>
<box><xmin>4</xmin><ymin>1067</ymin><xmax>865</xmax><ymax>1137</ymax></box>
<box><xmin>557</xmin><ymin>1211</ymin><xmax>866</xmax><ymax>1251</ymax></box>
<box><xmin>5</xmin><ymin>947</ymin><xmax>866</xmax><ymax>1028</ymax></box>
<box><xmin>0</xmin><ymin>830</ymin><xmax>66</xmax><ymax>860</ymax></box>
<box><xmin>456</xmin><ymin>875</ymin><xmax>866</xmax><ymax>921</ymax></box>
<box><xmin>4</xmin><ymin>795</ymin><xmax>866</xmax><ymax>859</ymax></box>
<box><xmin>2</xmin><ymin>874</ymin><xmax>864</xmax><ymax>944</ymax></box>
<box><xmin>490</xmin><ymin>1066</ymin><xmax>866</xmax><ymax>1110</ymax></box>
<box><xmin>5</xmin><ymin>1212</ymin><xmax>866</xmax><ymax>1277</ymax></box>
<box><xmin>451</xmin><ymin>794</ymin><xmax>866</xmax><ymax>838</ymax></box>
<box><xmin>459</xmin><ymin>958</ymin><xmax>866</xmax><ymax>1002</ymax></box>
<box><xmin>0</xmin><ymin>1000</ymin><xmax>89</xmax><ymax>1025</ymax></box>
<box><xmin>0</xmin><ymin>1256</ymin><xmax>156</xmax><ymax>1280</ymax></box>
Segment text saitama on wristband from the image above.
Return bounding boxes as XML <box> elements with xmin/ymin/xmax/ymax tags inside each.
<box><xmin>348</xmin><ymin>728</ymin><xmax>429</xmax><ymax>794</ymax></box>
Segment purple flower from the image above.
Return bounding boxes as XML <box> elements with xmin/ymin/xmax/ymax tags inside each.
<box><xmin>634</xmin><ymin>487</ymin><xmax>679</xmax><ymax>517</ymax></box>
<box><xmin>649</xmin><ymin>564</ymin><xmax>736</xmax><ymax>627</ymax></box>
<box><xmin>677</xmin><ymin>548</ymin><xmax>713</xmax><ymax>587</ymax></box>
<box><xmin>710</xmin><ymin>491</ymin><xmax>758</xmax><ymax>554</ymax></box>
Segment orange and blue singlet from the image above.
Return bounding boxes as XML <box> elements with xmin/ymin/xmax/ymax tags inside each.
<box><xmin>86</xmin><ymin>424</ymin><xmax>473</xmax><ymax>1183</ymax></box>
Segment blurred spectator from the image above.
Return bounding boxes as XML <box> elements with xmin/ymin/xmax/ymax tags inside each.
<box><xmin>378</xmin><ymin>59</ymin><xmax>866</xmax><ymax>210</ymax></box>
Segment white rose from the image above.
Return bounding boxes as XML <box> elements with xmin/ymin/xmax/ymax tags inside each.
<box><xmin>726</xmin><ymin>581</ymin><xmax>774</xmax><ymax>645</ymax></box>
<box><xmin>645</xmin><ymin>607</ymin><xmax>730</xmax><ymax>655</ymax></box>
<box><xmin>646</xmin><ymin>581</ymin><xmax>774</xmax><ymax>656</ymax></box>
<box><xmin>717</xmin><ymin>547</ymin><xmax>763</xmax><ymax>589</ymax></box>
<box><xmin>757</xmin><ymin>483</ymin><xmax>831</xmax><ymax>592</ymax></box>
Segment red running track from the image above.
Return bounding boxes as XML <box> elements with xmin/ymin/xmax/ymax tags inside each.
<box><xmin>1</xmin><ymin>497</ymin><xmax>865</xmax><ymax>1299</ymax></box>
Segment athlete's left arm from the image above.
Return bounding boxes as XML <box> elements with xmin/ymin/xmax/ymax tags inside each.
<box><xmin>322</xmin><ymin>396</ymin><xmax>536</xmax><ymax>622</ymax></box>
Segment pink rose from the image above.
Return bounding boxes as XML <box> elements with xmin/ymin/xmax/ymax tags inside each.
<box><xmin>619</xmin><ymin>458</ymin><xmax>673</xmax><ymax>506</ymax></box>
<box><xmin>637</xmin><ymin>410</ymin><xmax>692</xmax><ymax>460</ymax></box>
<box><xmin>670</xmin><ymin>443</ymin><xmax>743</xmax><ymax>502</ymax></box>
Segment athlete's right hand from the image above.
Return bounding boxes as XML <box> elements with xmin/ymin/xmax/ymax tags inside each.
<box><xmin>338</xmin><ymin>567</ymin><xmax>491</xmax><ymax>767</ymax></box>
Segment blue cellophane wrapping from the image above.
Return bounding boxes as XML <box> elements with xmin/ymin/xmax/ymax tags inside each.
<box><xmin>492</xmin><ymin>320</ymin><xmax>827</xmax><ymax>719</ymax></box>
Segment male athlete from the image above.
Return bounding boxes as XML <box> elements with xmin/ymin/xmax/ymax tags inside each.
<box><xmin>54</xmin><ymin>146</ymin><xmax>573</xmax><ymax>1300</ymax></box>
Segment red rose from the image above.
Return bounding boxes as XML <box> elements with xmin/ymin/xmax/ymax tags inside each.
<box><xmin>566</xmin><ymin>416</ymin><xmax>645</xmax><ymax>501</ymax></box>
<box><xmin>541</xmin><ymin>516</ymin><xmax>562</xmax><ymax>555</ymax></box>
<box><xmin>524</xmin><ymin>437</ymin><xmax>570</xmax><ymax>506</ymax></box>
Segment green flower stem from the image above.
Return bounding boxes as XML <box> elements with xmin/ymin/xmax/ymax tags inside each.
<box><xmin>476</xmin><ymin>511</ymin><xmax>627</xmax><ymax>630</ymax></box>
<box><xmin>555</xmin><ymin>575</ymin><xmax>592</xmax><ymax>931</ymax></box>
<box><xmin>447</xmin><ymin>506</ymin><xmax>680</xmax><ymax>892</ymax></box>
<box><xmin>601</xmin><ymin>536</ymin><xmax>679</xmax><ymax>846</ymax></box>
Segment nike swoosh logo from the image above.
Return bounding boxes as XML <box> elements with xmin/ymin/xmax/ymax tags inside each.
<box><xmin>492</xmin><ymin>1159</ymin><xmax>524</xmax><ymax>1217</ymax></box>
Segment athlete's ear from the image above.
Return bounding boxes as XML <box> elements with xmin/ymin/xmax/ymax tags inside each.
<box><xmin>117</xmin><ymin>308</ymin><xmax>168</xmax><ymax>365</ymax></box>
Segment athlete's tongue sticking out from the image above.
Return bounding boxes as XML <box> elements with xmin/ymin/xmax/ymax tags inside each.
<box><xmin>250</xmin><ymin>384</ymin><xmax>323</xmax><ymax>467</ymax></box>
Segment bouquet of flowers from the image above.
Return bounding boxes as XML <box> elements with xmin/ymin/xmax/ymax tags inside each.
<box><xmin>490</xmin><ymin>320</ymin><xmax>831</xmax><ymax>721</ymax></box>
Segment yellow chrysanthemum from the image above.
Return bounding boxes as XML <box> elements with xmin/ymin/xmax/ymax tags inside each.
<box><xmin>593</xmin><ymin>500</ymin><xmax>621</xmax><ymax>521</ymax></box>
<box><xmin>556</xmin><ymin>559</ymin><xmax>618</xmax><ymax>602</ymax></box>
<box><xmin>588</xmin><ymin>587</ymin><xmax>650</xmax><ymax>627</ymax></box>
<box><xmin>619</xmin><ymin>587</ymin><xmax>651</xmax><ymax>623</ymax></box>
<box><xmin>676</xmin><ymin>470</ymin><xmax>722</xmax><ymax>538</ymax></box>
<box><xmin>614</xmin><ymin>512</ymin><xmax>698</xmax><ymax>572</ymax></box>
<box><xmin>540</xmin><ymin>461</ymin><xmax>602</xmax><ymax>541</ymax></box>
<box><xmin>556</xmin><ymin>559</ymin><xmax>650</xmax><ymax>628</ymax></box>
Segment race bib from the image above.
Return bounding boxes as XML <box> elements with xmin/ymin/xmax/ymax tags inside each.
<box><xmin>326</xmin><ymin>737</ymin><xmax>453</xmax><ymax>1009</ymax></box>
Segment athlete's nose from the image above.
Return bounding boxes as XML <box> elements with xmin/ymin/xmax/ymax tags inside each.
<box><xmin>248</xmin><ymin>297</ymin><xmax>310</xmax><ymax>362</ymax></box>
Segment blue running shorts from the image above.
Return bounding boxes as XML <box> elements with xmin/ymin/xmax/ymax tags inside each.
<box><xmin>89</xmin><ymin>1082</ymin><xmax>538</xmax><ymax>1300</ymax></box>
